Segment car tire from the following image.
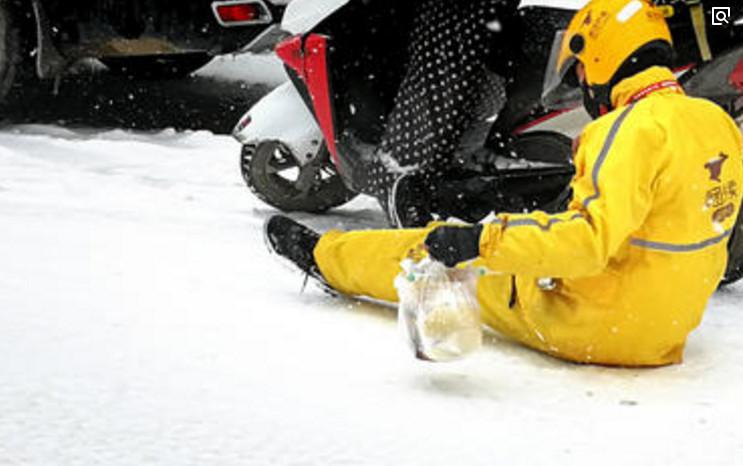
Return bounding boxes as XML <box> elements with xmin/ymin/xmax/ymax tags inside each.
<box><xmin>0</xmin><ymin>0</ymin><xmax>20</xmax><ymax>107</ymax></box>
<box><xmin>100</xmin><ymin>53</ymin><xmax>213</xmax><ymax>79</ymax></box>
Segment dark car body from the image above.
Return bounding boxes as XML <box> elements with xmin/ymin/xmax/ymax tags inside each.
<box><xmin>0</xmin><ymin>0</ymin><xmax>286</xmax><ymax>97</ymax></box>
<box><xmin>40</xmin><ymin>0</ymin><xmax>285</xmax><ymax>60</ymax></box>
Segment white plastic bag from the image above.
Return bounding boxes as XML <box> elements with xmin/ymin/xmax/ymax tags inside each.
<box><xmin>395</xmin><ymin>258</ymin><xmax>483</xmax><ymax>362</ymax></box>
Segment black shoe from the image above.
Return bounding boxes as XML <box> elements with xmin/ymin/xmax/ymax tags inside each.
<box><xmin>264</xmin><ymin>215</ymin><xmax>329</xmax><ymax>287</ymax></box>
<box><xmin>388</xmin><ymin>173</ymin><xmax>436</xmax><ymax>228</ymax></box>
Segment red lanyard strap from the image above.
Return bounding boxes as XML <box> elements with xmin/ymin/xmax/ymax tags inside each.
<box><xmin>627</xmin><ymin>80</ymin><xmax>683</xmax><ymax>105</ymax></box>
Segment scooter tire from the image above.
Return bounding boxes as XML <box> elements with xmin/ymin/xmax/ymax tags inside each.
<box><xmin>720</xmin><ymin>106</ymin><xmax>743</xmax><ymax>287</ymax></box>
<box><xmin>240</xmin><ymin>141</ymin><xmax>358</xmax><ymax>213</ymax></box>
<box><xmin>721</xmin><ymin>205</ymin><xmax>743</xmax><ymax>287</ymax></box>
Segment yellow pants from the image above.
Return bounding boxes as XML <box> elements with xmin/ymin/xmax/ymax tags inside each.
<box><xmin>314</xmin><ymin>227</ymin><xmax>552</xmax><ymax>358</ymax></box>
<box><xmin>314</xmin><ymin>227</ymin><xmax>690</xmax><ymax>367</ymax></box>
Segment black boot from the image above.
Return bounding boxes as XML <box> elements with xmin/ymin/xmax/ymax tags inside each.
<box><xmin>263</xmin><ymin>215</ymin><xmax>329</xmax><ymax>288</ymax></box>
<box><xmin>388</xmin><ymin>173</ymin><xmax>436</xmax><ymax>228</ymax></box>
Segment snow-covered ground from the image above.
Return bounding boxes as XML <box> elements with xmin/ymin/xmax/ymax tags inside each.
<box><xmin>1</xmin><ymin>121</ymin><xmax>742</xmax><ymax>466</ymax></box>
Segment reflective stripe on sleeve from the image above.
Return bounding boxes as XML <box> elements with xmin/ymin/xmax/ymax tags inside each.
<box><xmin>505</xmin><ymin>213</ymin><xmax>585</xmax><ymax>231</ymax></box>
<box><xmin>583</xmin><ymin>104</ymin><xmax>636</xmax><ymax>210</ymax></box>
<box><xmin>630</xmin><ymin>230</ymin><xmax>732</xmax><ymax>252</ymax></box>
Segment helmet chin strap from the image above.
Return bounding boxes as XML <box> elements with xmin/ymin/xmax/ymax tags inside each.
<box><xmin>581</xmin><ymin>80</ymin><xmax>612</xmax><ymax>120</ymax></box>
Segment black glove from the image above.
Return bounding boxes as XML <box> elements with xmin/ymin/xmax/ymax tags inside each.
<box><xmin>424</xmin><ymin>224</ymin><xmax>484</xmax><ymax>267</ymax></box>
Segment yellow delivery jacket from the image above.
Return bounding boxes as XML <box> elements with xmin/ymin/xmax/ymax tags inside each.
<box><xmin>314</xmin><ymin>67</ymin><xmax>743</xmax><ymax>366</ymax></box>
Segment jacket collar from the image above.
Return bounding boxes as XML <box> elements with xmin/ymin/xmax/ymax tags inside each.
<box><xmin>610</xmin><ymin>66</ymin><xmax>684</xmax><ymax>108</ymax></box>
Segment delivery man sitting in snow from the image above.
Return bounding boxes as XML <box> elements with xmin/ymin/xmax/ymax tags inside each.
<box><xmin>263</xmin><ymin>0</ymin><xmax>743</xmax><ymax>367</ymax></box>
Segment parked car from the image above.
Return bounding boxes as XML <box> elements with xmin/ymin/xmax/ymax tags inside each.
<box><xmin>0</xmin><ymin>0</ymin><xmax>288</xmax><ymax>105</ymax></box>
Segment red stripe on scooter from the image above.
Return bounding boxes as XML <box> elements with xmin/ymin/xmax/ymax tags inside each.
<box><xmin>303</xmin><ymin>35</ymin><xmax>340</xmax><ymax>164</ymax></box>
<box><xmin>730</xmin><ymin>59</ymin><xmax>743</xmax><ymax>93</ymax></box>
<box><xmin>514</xmin><ymin>64</ymin><xmax>694</xmax><ymax>136</ymax></box>
<box><xmin>275</xmin><ymin>36</ymin><xmax>306</xmax><ymax>79</ymax></box>
<box><xmin>672</xmin><ymin>63</ymin><xmax>695</xmax><ymax>75</ymax></box>
<box><xmin>513</xmin><ymin>108</ymin><xmax>574</xmax><ymax>135</ymax></box>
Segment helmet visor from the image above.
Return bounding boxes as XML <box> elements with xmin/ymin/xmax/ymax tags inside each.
<box><xmin>541</xmin><ymin>30</ymin><xmax>582</xmax><ymax>109</ymax></box>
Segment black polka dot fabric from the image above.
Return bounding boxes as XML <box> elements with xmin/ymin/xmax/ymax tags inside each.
<box><xmin>363</xmin><ymin>0</ymin><xmax>509</xmax><ymax>206</ymax></box>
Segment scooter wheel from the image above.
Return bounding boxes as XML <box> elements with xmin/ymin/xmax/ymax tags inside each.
<box><xmin>721</xmin><ymin>205</ymin><xmax>743</xmax><ymax>287</ymax></box>
<box><xmin>720</xmin><ymin>108</ymin><xmax>743</xmax><ymax>287</ymax></box>
<box><xmin>240</xmin><ymin>141</ymin><xmax>358</xmax><ymax>213</ymax></box>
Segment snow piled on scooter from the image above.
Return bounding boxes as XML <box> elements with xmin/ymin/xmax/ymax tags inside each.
<box><xmin>1</xmin><ymin>124</ymin><xmax>742</xmax><ymax>465</ymax></box>
<box><xmin>197</xmin><ymin>53</ymin><xmax>288</xmax><ymax>87</ymax></box>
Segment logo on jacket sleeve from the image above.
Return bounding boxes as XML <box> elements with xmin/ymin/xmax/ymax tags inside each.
<box><xmin>704</xmin><ymin>152</ymin><xmax>738</xmax><ymax>225</ymax></box>
<box><xmin>704</xmin><ymin>153</ymin><xmax>729</xmax><ymax>182</ymax></box>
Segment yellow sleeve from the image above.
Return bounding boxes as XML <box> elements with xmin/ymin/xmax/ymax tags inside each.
<box><xmin>479</xmin><ymin>105</ymin><xmax>664</xmax><ymax>278</ymax></box>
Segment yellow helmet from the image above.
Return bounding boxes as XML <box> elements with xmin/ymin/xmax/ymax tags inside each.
<box><xmin>543</xmin><ymin>0</ymin><xmax>673</xmax><ymax>115</ymax></box>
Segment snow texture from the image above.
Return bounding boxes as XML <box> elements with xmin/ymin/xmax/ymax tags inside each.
<box><xmin>197</xmin><ymin>53</ymin><xmax>288</xmax><ymax>87</ymax></box>
<box><xmin>1</xmin><ymin>121</ymin><xmax>743</xmax><ymax>466</ymax></box>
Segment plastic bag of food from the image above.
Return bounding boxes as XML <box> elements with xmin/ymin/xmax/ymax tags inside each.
<box><xmin>395</xmin><ymin>257</ymin><xmax>483</xmax><ymax>362</ymax></box>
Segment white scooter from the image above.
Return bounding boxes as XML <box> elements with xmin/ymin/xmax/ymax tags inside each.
<box><xmin>232</xmin><ymin>0</ymin><xmax>743</xmax><ymax>284</ymax></box>
<box><xmin>232</xmin><ymin>0</ymin><xmax>589</xmax><ymax>214</ymax></box>
<box><xmin>232</xmin><ymin>0</ymin><xmax>361</xmax><ymax>213</ymax></box>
